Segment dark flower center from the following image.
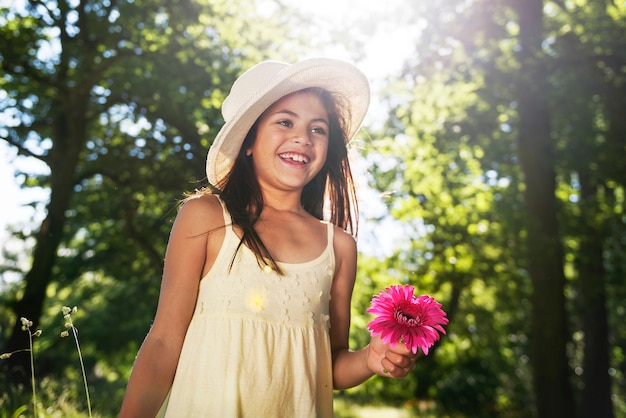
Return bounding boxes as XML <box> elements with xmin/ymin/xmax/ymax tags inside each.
<box><xmin>394</xmin><ymin>307</ymin><xmax>422</xmax><ymax>327</ymax></box>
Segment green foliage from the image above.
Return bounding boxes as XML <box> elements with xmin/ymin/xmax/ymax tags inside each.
<box><xmin>354</xmin><ymin>65</ymin><xmax>532</xmax><ymax>412</ymax></box>
<box><xmin>351</xmin><ymin>0</ymin><xmax>626</xmax><ymax>415</ymax></box>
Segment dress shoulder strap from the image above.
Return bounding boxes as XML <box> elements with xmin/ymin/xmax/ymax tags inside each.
<box><xmin>216</xmin><ymin>196</ymin><xmax>232</xmax><ymax>226</ymax></box>
<box><xmin>326</xmin><ymin>221</ymin><xmax>334</xmax><ymax>247</ymax></box>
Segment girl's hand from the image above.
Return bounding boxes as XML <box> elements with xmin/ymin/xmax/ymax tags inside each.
<box><xmin>367</xmin><ymin>334</ymin><xmax>419</xmax><ymax>378</ymax></box>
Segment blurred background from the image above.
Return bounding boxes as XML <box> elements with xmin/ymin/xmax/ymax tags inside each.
<box><xmin>1</xmin><ymin>0</ymin><xmax>624</xmax><ymax>416</ymax></box>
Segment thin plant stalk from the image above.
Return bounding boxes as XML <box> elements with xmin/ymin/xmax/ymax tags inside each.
<box><xmin>62</xmin><ymin>307</ymin><xmax>93</xmax><ymax>418</ymax></box>
<box><xmin>27</xmin><ymin>326</ymin><xmax>36</xmax><ymax>417</ymax></box>
<box><xmin>71</xmin><ymin>325</ymin><xmax>92</xmax><ymax>417</ymax></box>
<box><xmin>1</xmin><ymin>318</ymin><xmax>42</xmax><ymax>417</ymax></box>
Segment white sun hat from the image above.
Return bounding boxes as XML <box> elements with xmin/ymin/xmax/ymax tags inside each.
<box><xmin>205</xmin><ymin>57</ymin><xmax>371</xmax><ymax>186</ymax></box>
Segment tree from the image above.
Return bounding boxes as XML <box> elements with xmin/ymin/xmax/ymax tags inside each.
<box><xmin>547</xmin><ymin>1</ymin><xmax>626</xmax><ymax>415</ymax></box>
<box><xmin>513</xmin><ymin>0</ymin><xmax>575</xmax><ymax>415</ymax></box>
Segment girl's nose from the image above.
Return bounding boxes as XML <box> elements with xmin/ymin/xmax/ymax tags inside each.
<box><xmin>292</xmin><ymin>128</ymin><xmax>311</xmax><ymax>146</ymax></box>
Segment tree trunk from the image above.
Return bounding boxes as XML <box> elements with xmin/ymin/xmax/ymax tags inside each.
<box><xmin>577</xmin><ymin>174</ymin><xmax>613</xmax><ymax>418</ymax></box>
<box><xmin>514</xmin><ymin>0</ymin><xmax>575</xmax><ymax>416</ymax></box>
<box><xmin>2</xmin><ymin>95</ymin><xmax>86</xmax><ymax>383</ymax></box>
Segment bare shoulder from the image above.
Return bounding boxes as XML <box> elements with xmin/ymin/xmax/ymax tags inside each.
<box><xmin>332</xmin><ymin>225</ymin><xmax>357</xmax><ymax>272</ymax></box>
<box><xmin>332</xmin><ymin>225</ymin><xmax>356</xmax><ymax>252</ymax></box>
<box><xmin>180</xmin><ymin>192</ymin><xmax>222</xmax><ymax>214</ymax></box>
<box><xmin>174</xmin><ymin>193</ymin><xmax>224</xmax><ymax>232</ymax></box>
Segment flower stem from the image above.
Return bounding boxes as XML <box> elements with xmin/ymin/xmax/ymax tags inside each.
<box><xmin>27</xmin><ymin>330</ymin><xmax>37</xmax><ymax>417</ymax></box>
<box><xmin>70</xmin><ymin>325</ymin><xmax>92</xmax><ymax>418</ymax></box>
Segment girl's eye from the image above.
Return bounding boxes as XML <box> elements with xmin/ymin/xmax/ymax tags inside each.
<box><xmin>311</xmin><ymin>127</ymin><xmax>327</xmax><ymax>135</ymax></box>
<box><xmin>278</xmin><ymin>120</ymin><xmax>292</xmax><ymax>127</ymax></box>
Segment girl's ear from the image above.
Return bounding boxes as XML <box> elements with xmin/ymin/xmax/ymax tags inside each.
<box><xmin>245</xmin><ymin>148</ymin><xmax>252</xmax><ymax>156</ymax></box>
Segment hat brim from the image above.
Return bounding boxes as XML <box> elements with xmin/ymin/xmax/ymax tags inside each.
<box><xmin>206</xmin><ymin>58</ymin><xmax>370</xmax><ymax>186</ymax></box>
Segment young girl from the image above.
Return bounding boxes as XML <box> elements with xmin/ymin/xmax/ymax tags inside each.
<box><xmin>119</xmin><ymin>58</ymin><xmax>418</xmax><ymax>417</ymax></box>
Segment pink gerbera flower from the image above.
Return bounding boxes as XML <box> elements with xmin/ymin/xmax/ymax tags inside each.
<box><xmin>366</xmin><ymin>284</ymin><xmax>448</xmax><ymax>355</ymax></box>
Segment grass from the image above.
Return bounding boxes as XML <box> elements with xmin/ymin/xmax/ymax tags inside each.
<box><xmin>1</xmin><ymin>307</ymin><xmax>96</xmax><ymax>418</ymax></box>
<box><xmin>334</xmin><ymin>397</ymin><xmax>441</xmax><ymax>418</ymax></box>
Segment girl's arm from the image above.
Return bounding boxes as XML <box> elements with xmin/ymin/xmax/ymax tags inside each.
<box><xmin>119</xmin><ymin>195</ymin><xmax>224</xmax><ymax>417</ymax></box>
<box><xmin>329</xmin><ymin>228</ymin><xmax>418</xmax><ymax>390</ymax></box>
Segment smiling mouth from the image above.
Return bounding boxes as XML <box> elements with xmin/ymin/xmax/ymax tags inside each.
<box><xmin>279</xmin><ymin>152</ymin><xmax>310</xmax><ymax>164</ymax></box>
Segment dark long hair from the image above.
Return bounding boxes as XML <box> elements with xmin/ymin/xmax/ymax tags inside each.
<box><xmin>211</xmin><ymin>87</ymin><xmax>359</xmax><ymax>274</ymax></box>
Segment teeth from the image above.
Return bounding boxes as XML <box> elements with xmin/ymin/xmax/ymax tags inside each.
<box><xmin>280</xmin><ymin>152</ymin><xmax>309</xmax><ymax>164</ymax></box>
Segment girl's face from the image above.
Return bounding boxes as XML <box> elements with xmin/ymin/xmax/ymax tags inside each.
<box><xmin>247</xmin><ymin>90</ymin><xmax>329</xmax><ymax>193</ymax></box>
